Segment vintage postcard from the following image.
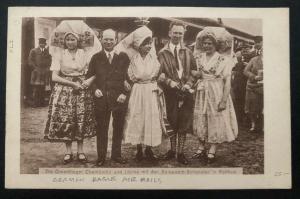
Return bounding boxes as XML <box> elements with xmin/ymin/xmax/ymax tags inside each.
<box><xmin>5</xmin><ymin>7</ymin><xmax>291</xmax><ymax>189</ymax></box>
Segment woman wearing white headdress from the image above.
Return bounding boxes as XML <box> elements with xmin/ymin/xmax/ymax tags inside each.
<box><xmin>44</xmin><ymin>20</ymin><xmax>101</xmax><ymax>164</ymax></box>
<box><xmin>119</xmin><ymin>26</ymin><xmax>166</xmax><ymax>162</ymax></box>
<box><xmin>192</xmin><ymin>27</ymin><xmax>238</xmax><ymax>164</ymax></box>
<box><xmin>216</xmin><ymin>27</ymin><xmax>238</xmax><ymax>64</ymax></box>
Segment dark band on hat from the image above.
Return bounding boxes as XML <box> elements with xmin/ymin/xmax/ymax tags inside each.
<box><xmin>38</xmin><ymin>38</ymin><xmax>47</xmax><ymax>44</ymax></box>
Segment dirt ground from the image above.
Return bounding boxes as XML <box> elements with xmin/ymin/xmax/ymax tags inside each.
<box><xmin>20</xmin><ymin>105</ymin><xmax>264</xmax><ymax>174</ymax></box>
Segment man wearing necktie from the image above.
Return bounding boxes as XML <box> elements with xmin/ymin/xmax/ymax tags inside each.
<box><xmin>28</xmin><ymin>37</ymin><xmax>52</xmax><ymax>107</ymax></box>
<box><xmin>174</xmin><ymin>46</ymin><xmax>178</xmax><ymax>68</ymax></box>
<box><xmin>107</xmin><ymin>51</ymin><xmax>113</xmax><ymax>64</ymax></box>
<box><xmin>158</xmin><ymin>22</ymin><xmax>197</xmax><ymax>165</ymax></box>
<box><xmin>86</xmin><ymin>29</ymin><xmax>130</xmax><ymax>167</ymax></box>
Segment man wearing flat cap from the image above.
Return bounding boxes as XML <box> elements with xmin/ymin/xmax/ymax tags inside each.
<box><xmin>28</xmin><ymin>37</ymin><xmax>52</xmax><ymax>107</ymax></box>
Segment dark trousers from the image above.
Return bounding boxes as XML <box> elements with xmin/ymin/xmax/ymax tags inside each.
<box><xmin>164</xmin><ymin>91</ymin><xmax>194</xmax><ymax>154</ymax></box>
<box><xmin>95</xmin><ymin>106</ymin><xmax>126</xmax><ymax>161</ymax></box>
<box><xmin>32</xmin><ymin>85</ymin><xmax>45</xmax><ymax>106</ymax></box>
<box><xmin>232</xmin><ymin>88</ymin><xmax>246</xmax><ymax>126</ymax></box>
<box><xmin>165</xmin><ymin>91</ymin><xmax>194</xmax><ymax>134</ymax></box>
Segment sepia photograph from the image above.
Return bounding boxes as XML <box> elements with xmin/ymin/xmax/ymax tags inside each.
<box><xmin>5</xmin><ymin>7</ymin><xmax>290</xmax><ymax>189</ymax></box>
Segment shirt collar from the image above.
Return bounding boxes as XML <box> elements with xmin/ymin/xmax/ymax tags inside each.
<box><xmin>104</xmin><ymin>49</ymin><xmax>115</xmax><ymax>58</ymax></box>
<box><xmin>169</xmin><ymin>42</ymin><xmax>180</xmax><ymax>53</ymax></box>
<box><xmin>159</xmin><ymin>41</ymin><xmax>187</xmax><ymax>55</ymax></box>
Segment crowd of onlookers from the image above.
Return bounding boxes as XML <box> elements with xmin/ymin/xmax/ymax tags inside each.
<box><xmin>231</xmin><ymin>37</ymin><xmax>263</xmax><ymax>133</ymax></box>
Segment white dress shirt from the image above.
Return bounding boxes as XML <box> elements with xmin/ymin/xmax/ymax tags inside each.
<box><xmin>169</xmin><ymin>42</ymin><xmax>183</xmax><ymax>79</ymax></box>
<box><xmin>104</xmin><ymin>50</ymin><xmax>115</xmax><ymax>63</ymax></box>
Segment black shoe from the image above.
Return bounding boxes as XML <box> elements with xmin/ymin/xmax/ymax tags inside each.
<box><xmin>207</xmin><ymin>153</ymin><xmax>216</xmax><ymax>164</ymax></box>
<box><xmin>144</xmin><ymin>147</ymin><xmax>158</xmax><ymax>162</ymax></box>
<box><xmin>63</xmin><ymin>154</ymin><xmax>73</xmax><ymax>164</ymax></box>
<box><xmin>248</xmin><ymin>127</ymin><xmax>257</xmax><ymax>133</ymax></box>
<box><xmin>77</xmin><ymin>153</ymin><xmax>88</xmax><ymax>163</ymax></box>
<box><xmin>192</xmin><ymin>149</ymin><xmax>206</xmax><ymax>160</ymax></box>
<box><xmin>40</xmin><ymin>101</ymin><xmax>48</xmax><ymax>107</ymax></box>
<box><xmin>135</xmin><ymin>150</ymin><xmax>143</xmax><ymax>162</ymax></box>
<box><xmin>95</xmin><ymin>159</ymin><xmax>105</xmax><ymax>167</ymax></box>
<box><xmin>31</xmin><ymin>103</ymin><xmax>39</xmax><ymax>108</ymax></box>
<box><xmin>111</xmin><ymin>156</ymin><xmax>127</xmax><ymax>164</ymax></box>
<box><xmin>162</xmin><ymin>150</ymin><xmax>176</xmax><ymax>160</ymax></box>
<box><xmin>177</xmin><ymin>153</ymin><xmax>189</xmax><ymax>165</ymax></box>
<box><xmin>135</xmin><ymin>144</ymin><xmax>143</xmax><ymax>162</ymax></box>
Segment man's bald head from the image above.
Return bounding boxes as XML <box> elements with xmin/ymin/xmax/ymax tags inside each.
<box><xmin>101</xmin><ymin>29</ymin><xmax>117</xmax><ymax>40</ymax></box>
<box><xmin>101</xmin><ymin>29</ymin><xmax>117</xmax><ymax>52</ymax></box>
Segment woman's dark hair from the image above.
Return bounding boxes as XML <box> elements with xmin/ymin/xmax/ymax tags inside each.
<box><xmin>140</xmin><ymin>36</ymin><xmax>152</xmax><ymax>47</ymax></box>
<box><xmin>64</xmin><ymin>33</ymin><xmax>80</xmax><ymax>49</ymax></box>
<box><xmin>200</xmin><ymin>35</ymin><xmax>219</xmax><ymax>51</ymax></box>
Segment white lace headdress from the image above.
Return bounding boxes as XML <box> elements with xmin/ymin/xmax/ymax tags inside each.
<box><xmin>115</xmin><ymin>26</ymin><xmax>156</xmax><ymax>59</ymax></box>
<box><xmin>49</xmin><ymin>20</ymin><xmax>102</xmax><ymax>64</ymax></box>
<box><xmin>194</xmin><ymin>26</ymin><xmax>234</xmax><ymax>57</ymax></box>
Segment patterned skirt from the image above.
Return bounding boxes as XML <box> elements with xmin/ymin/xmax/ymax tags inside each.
<box><xmin>44</xmin><ymin>75</ymin><xmax>96</xmax><ymax>142</ymax></box>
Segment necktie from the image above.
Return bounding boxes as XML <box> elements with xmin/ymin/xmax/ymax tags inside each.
<box><xmin>174</xmin><ymin>46</ymin><xmax>179</xmax><ymax>70</ymax></box>
<box><xmin>108</xmin><ymin>53</ymin><xmax>113</xmax><ymax>64</ymax></box>
<box><xmin>41</xmin><ymin>48</ymin><xmax>45</xmax><ymax>56</ymax></box>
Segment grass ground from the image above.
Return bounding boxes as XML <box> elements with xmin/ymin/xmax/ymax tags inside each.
<box><xmin>20</xmin><ymin>106</ymin><xmax>263</xmax><ymax>174</ymax></box>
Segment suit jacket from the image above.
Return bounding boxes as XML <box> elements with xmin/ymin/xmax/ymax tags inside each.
<box><xmin>157</xmin><ymin>42</ymin><xmax>197</xmax><ymax>98</ymax></box>
<box><xmin>86</xmin><ymin>50</ymin><xmax>130</xmax><ymax>111</ymax></box>
<box><xmin>243</xmin><ymin>55</ymin><xmax>263</xmax><ymax>94</ymax></box>
<box><xmin>28</xmin><ymin>47</ymin><xmax>52</xmax><ymax>71</ymax></box>
<box><xmin>28</xmin><ymin>47</ymin><xmax>52</xmax><ymax>85</ymax></box>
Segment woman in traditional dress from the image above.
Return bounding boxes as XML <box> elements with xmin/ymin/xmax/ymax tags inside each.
<box><xmin>44</xmin><ymin>21</ymin><xmax>101</xmax><ymax>164</ymax></box>
<box><xmin>244</xmin><ymin>47</ymin><xmax>263</xmax><ymax>133</ymax></box>
<box><xmin>192</xmin><ymin>28</ymin><xmax>238</xmax><ymax>163</ymax></box>
<box><xmin>121</xmin><ymin>26</ymin><xmax>167</xmax><ymax>162</ymax></box>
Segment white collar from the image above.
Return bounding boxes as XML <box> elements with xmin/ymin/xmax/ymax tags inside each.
<box><xmin>169</xmin><ymin>42</ymin><xmax>180</xmax><ymax>53</ymax></box>
<box><xmin>104</xmin><ymin>49</ymin><xmax>115</xmax><ymax>57</ymax></box>
<box><xmin>203</xmin><ymin>52</ymin><xmax>220</xmax><ymax>68</ymax></box>
<box><xmin>65</xmin><ymin>49</ymin><xmax>79</xmax><ymax>55</ymax></box>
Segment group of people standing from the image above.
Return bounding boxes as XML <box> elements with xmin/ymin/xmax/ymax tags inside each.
<box><xmin>41</xmin><ymin>20</ymin><xmax>262</xmax><ymax>167</ymax></box>
<box><xmin>231</xmin><ymin>37</ymin><xmax>264</xmax><ymax>133</ymax></box>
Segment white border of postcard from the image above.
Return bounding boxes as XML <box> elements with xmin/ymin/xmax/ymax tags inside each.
<box><xmin>6</xmin><ymin>7</ymin><xmax>291</xmax><ymax>189</ymax></box>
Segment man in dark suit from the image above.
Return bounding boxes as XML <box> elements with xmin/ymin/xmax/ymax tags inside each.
<box><xmin>28</xmin><ymin>37</ymin><xmax>52</xmax><ymax>107</ymax></box>
<box><xmin>86</xmin><ymin>29</ymin><xmax>130</xmax><ymax>167</ymax></box>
